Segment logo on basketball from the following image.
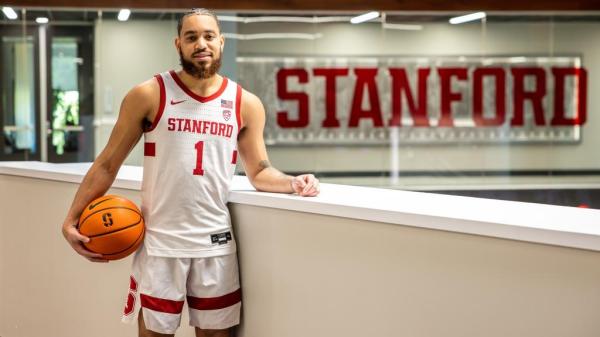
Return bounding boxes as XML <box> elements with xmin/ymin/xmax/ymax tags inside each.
<box><xmin>102</xmin><ymin>212</ymin><xmax>114</xmax><ymax>227</ymax></box>
<box><xmin>223</xmin><ymin>110</ymin><xmax>232</xmax><ymax>121</ymax></box>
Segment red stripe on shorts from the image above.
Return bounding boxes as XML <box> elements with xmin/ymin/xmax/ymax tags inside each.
<box><xmin>129</xmin><ymin>275</ymin><xmax>138</xmax><ymax>292</ymax></box>
<box><xmin>140</xmin><ymin>294</ymin><xmax>184</xmax><ymax>314</ymax></box>
<box><xmin>187</xmin><ymin>288</ymin><xmax>242</xmax><ymax>311</ymax></box>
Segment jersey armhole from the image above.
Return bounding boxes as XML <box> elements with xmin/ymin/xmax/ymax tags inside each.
<box><xmin>235</xmin><ymin>84</ymin><xmax>242</xmax><ymax>133</ymax></box>
<box><xmin>145</xmin><ymin>74</ymin><xmax>166</xmax><ymax>133</ymax></box>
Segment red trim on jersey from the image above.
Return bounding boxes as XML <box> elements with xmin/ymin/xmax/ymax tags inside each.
<box><xmin>144</xmin><ymin>142</ymin><xmax>156</xmax><ymax>157</ymax></box>
<box><xmin>140</xmin><ymin>294</ymin><xmax>184</xmax><ymax>314</ymax></box>
<box><xmin>232</xmin><ymin>150</ymin><xmax>238</xmax><ymax>164</ymax></box>
<box><xmin>169</xmin><ymin>70</ymin><xmax>228</xmax><ymax>103</ymax></box>
<box><xmin>235</xmin><ymin>84</ymin><xmax>242</xmax><ymax>133</ymax></box>
<box><xmin>145</xmin><ymin>74</ymin><xmax>166</xmax><ymax>133</ymax></box>
<box><xmin>187</xmin><ymin>288</ymin><xmax>242</xmax><ymax>311</ymax></box>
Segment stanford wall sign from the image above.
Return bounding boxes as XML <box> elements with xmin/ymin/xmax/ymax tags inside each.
<box><xmin>237</xmin><ymin>56</ymin><xmax>586</xmax><ymax>145</ymax></box>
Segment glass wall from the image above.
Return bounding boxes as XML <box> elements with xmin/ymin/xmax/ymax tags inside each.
<box><xmin>51</xmin><ymin>37</ymin><xmax>80</xmax><ymax>156</ymax></box>
<box><xmin>1</xmin><ymin>27</ymin><xmax>37</xmax><ymax>160</ymax></box>
<box><xmin>0</xmin><ymin>9</ymin><xmax>93</xmax><ymax>163</ymax></box>
<box><xmin>1</xmin><ymin>8</ymin><xmax>599</xmax><ymax>208</ymax></box>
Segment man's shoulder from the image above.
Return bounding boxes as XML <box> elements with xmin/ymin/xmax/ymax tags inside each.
<box><xmin>128</xmin><ymin>77</ymin><xmax>161</xmax><ymax>101</ymax></box>
<box><xmin>240</xmin><ymin>87</ymin><xmax>261</xmax><ymax>107</ymax></box>
<box><xmin>121</xmin><ymin>77</ymin><xmax>161</xmax><ymax>115</ymax></box>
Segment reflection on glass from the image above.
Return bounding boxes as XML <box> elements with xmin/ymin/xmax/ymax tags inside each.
<box><xmin>2</xmin><ymin>36</ymin><xmax>36</xmax><ymax>157</ymax></box>
<box><xmin>51</xmin><ymin>37</ymin><xmax>80</xmax><ymax>155</ymax></box>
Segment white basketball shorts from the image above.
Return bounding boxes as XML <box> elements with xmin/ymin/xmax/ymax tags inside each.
<box><xmin>121</xmin><ymin>247</ymin><xmax>241</xmax><ymax>334</ymax></box>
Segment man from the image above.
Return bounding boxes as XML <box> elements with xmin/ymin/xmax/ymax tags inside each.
<box><xmin>61</xmin><ymin>8</ymin><xmax>319</xmax><ymax>337</ymax></box>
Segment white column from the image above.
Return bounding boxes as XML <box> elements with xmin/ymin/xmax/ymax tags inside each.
<box><xmin>38</xmin><ymin>24</ymin><xmax>48</xmax><ymax>162</ymax></box>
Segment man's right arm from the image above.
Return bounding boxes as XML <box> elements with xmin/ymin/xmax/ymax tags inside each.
<box><xmin>61</xmin><ymin>79</ymin><xmax>158</xmax><ymax>262</ymax></box>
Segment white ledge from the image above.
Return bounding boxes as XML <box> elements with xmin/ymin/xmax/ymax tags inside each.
<box><xmin>2</xmin><ymin>161</ymin><xmax>600</xmax><ymax>252</ymax></box>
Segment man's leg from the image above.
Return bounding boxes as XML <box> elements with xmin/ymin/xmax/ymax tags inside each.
<box><xmin>138</xmin><ymin>309</ymin><xmax>174</xmax><ymax>337</ymax></box>
<box><xmin>187</xmin><ymin>254</ymin><xmax>241</xmax><ymax>335</ymax></box>
<box><xmin>195</xmin><ymin>327</ymin><xmax>230</xmax><ymax>337</ymax></box>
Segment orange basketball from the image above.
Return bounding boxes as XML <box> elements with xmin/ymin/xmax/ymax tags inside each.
<box><xmin>78</xmin><ymin>195</ymin><xmax>145</xmax><ymax>260</ymax></box>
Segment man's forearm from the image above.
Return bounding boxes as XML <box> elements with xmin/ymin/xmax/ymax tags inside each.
<box><xmin>63</xmin><ymin>162</ymin><xmax>119</xmax><ymax>225</ymax></box>
<box><xmin>250</xmin><ymin>160</ymin><xmax>294</xmax><ymax>193</ymax></box>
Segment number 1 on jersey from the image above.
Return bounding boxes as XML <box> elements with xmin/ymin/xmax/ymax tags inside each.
<box><xmin>193</xmin><ymin>141</ymin><xmax>205</xmax><ymax>176</ymax></box>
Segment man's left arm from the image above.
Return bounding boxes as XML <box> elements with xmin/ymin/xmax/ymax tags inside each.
<box><xmin>237</xmin><ymin>90</ymin><xmax>319</xmax><ymax>197</ymax></box>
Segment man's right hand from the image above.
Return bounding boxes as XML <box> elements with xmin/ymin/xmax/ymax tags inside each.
<box><xmin>62</xmin><ymin>221</ymin><xmax>107</xmax><ymax>263</ymax></box>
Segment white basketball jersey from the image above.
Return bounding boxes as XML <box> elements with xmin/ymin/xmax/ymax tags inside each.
<box><xmin>141</xmin><ymin>70</ymin><xmax>241</xmax><ymax>258</ymax></box>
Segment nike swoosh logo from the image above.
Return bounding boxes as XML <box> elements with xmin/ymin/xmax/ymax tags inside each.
<box><xmin>88</xmin><ymin>198</ymin><xmax>111</xmax><ymax>210</ymax></box>
<box><xmin>171</xmin><ymin>99</ymin><xmax>186</xmax><ymax>105</ymax></box>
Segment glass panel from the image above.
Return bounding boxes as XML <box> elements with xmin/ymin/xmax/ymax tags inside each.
<box><xmin>5</xmin><ymin>8</ymin><xmax>594</xmax><ymax>208</ymax></box>
<box><xmin>51</xmin><ymin>37</ymin><xmax>80</xmax><ymax>156</ymax></box>
<box><xmin>230</xmin><ymin>12</ymin><xmax>600</xmax><ymax>208</ymax></box>
<box><xmin>1</xmin><ymin>35</ymin><xmax>36</xmax><ymax>158</ymax></box>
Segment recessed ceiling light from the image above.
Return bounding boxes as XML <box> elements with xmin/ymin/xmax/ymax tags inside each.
<box><xmin>2</xmin><ymin>7</ymin><xmax>18</xmax><ymax>20</ymax></box>
<box><xmin>118</xmin><ymin>9</ymin><xmax>131</xmax><ymax>21</ymax></box>
<box><xmin>449</xmin><ymin>12</ymin><xmax>486</xmax><ymax>25</ymax></box>
<box><xmin>350</xmin><ymin>11</ymin><xmax>380</xmax><ymax>24</ymax></box>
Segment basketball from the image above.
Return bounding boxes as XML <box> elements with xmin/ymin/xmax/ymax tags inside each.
<box><xmin>78</xmin><ymin>195</ymin><xmax>145</xmax><ymax>260</ymax></box>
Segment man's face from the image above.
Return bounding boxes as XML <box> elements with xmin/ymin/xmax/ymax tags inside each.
<box><xmin>176</xmin><ymin>14</ymin><xmax>224</xmax><ymax>79</ymax></box>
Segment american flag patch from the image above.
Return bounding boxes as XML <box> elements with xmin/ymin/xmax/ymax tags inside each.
<box><xmin>221</xmin><ymin>99</ymin><xmax>233</xmax><ymax>109</ymax></box>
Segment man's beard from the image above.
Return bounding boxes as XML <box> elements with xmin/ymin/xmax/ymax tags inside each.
<box><xmin>179</xmin><ymin>50</ymin><xmax>222</xmax><ymax>79</ymax></box>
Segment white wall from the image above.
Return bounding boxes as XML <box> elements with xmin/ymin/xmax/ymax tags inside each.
<box><xmin>93</xmin><ymin>19</ymin><xmax>600</xmax><ymax>187</ymax></box>
<box><xmin>0</xmin><ymin>175</ymin><xmax>197</xmax><ymax>337</ymax></box>
<box><xmin>233</xmin><ymin>203</ymin><xmax>600</xmax><ymax>337</ymax></box>
<box><xmin>94</xmin><ymin>19</ymin><xmax>180</xmax><ymax>166</ymax></box>
<box><xmin>3</xmin><ymin>172</ymin><xmax>600</xmax><ymax>337</ymax></box>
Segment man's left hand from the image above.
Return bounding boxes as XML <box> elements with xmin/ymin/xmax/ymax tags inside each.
<box><xmin>291</xmin><ymin>174</ymin><xmax>320</xmax><ymax>197</ymax></box>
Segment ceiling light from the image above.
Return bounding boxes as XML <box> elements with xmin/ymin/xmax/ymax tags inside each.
<box><xmin>350</xmin><ymin>11</ymin><xmax>380</xmax><ymax>24</ymax></box>
<box><xmin>118</xmin><ymin>9</ymin><xmax>131</xmax><ymax>21</ymax></box>
<box><xmin>449</xmin><ymin>12</ymin><xmax>486</xmax><ymax>24</ymax></box>
<box><xmin>2</xmin><ymin>7</ymin><xmax>18</xmax><ymax>20</ymax></box>
<box><xmin>36</xmin><ymin>17</ymin><xmax>49</xmax><ymax>24</ymax></box>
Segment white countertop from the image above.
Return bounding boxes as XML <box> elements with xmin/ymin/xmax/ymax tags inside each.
<box><xmin>1</xmin><ymin>161</ymin><xmax>600</xmax><ymax>252</ymax></box>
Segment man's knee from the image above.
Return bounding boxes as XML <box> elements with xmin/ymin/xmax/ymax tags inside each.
<box><xmin>138</xmin><ymin>309</ymin><xmax>174</xmax><ymax>337</ymax></box>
